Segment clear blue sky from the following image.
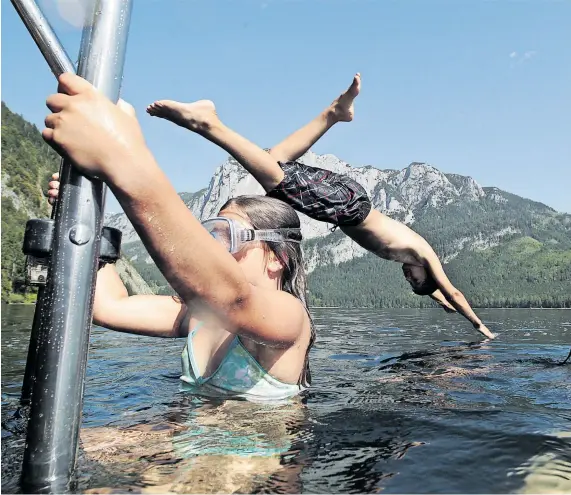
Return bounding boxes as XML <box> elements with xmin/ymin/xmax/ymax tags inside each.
<box><xmin>2</xmin><ymin>0</ymin><xmax>570</xmax><ymax>213</ymax></box>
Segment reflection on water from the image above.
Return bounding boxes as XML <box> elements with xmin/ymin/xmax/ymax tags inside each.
<box><xmin>78</xmin><ymin>397</ymin><xmax>310</xmax><ymax>493</ymax></box>
<box><xmin>2</xmin><ymin>305</ymin><xmax>570</xmax><ymax>493</ymax></box>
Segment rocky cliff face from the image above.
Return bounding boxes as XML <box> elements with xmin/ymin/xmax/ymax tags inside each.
<box><xmin>114</xmin><ymin>257</ymin><xmax>154</xmax><ymax>296</ymax></box>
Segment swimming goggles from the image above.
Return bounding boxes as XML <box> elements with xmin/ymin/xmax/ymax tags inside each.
<box><xmin>201</xmin><ymin>217</ymin><xmax>301</xmax><ymax>254</ymax></box>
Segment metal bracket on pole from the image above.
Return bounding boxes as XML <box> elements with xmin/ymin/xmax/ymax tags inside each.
<box><xmin>22</xmin><ymin>220</ymin><xmax>122</xmax><ymax>286</ymax></box>
<box><xmin>11</xmin><ymin>0</ymin><xmax>133</xmax><ymax>492</ymax></box>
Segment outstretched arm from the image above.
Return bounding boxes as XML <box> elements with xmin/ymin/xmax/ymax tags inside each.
<box><xmin>148</xmin><ymin>99</ymin><xmax>285</xmax><ymax>192</ymax></box>
<box><xmin>429</xmin><ymin>290</ymin><xmax>457</xmax><ymax>313</ymax></box>
<box><xmin>424</xmin><ymin>253</ymin><xmax>496</xmax><ymax>339</ymax></box>
<box><xmin>48</xmin><ymin>173</ymin><xmax>188</xmax><ymax>338</ymax></box>
<box><xmin>93</xmin><ymin>264</ymin><xmax>189</xmax><ymax>338</ymax></box>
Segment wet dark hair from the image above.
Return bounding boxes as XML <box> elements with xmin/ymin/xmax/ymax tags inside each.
<box><xmin>411</xmin><ymin>277</ymin><xmax>438</xmax><ymax>296</ymax></box>
<box><xmin>220</xmin><ymin>195</ymin><xmax>315</xmax><ymax>386</ymax></box>
<box><xmin>402</xmin><ymin>264</ymin><xmax>438</xmax><ymax>296</ymax></box>
<box><xmin>221</xmin><ymin>195</ymin><xmax>307</xmax><ymax>306</ymax></box>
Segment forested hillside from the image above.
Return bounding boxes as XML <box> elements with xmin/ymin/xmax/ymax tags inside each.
<box><xmin>307</xmin><ymin>235</ymin><xmax>571</xmax><ymax>308</ymax></box>
<box><xmin>1</xmin><ymin>102</ymin><xmax>56</xmax><ymax>302</ymax></box>
<box><xmin>1</xmin><ymin>102</ymin><xmax>151</xmax><ymax>302</ymax></box>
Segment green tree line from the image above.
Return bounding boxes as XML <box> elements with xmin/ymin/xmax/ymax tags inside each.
<box><xmin>2</xmin><ymin>102</ymin><xmax>57</xmax><ymax>302</ymax></box>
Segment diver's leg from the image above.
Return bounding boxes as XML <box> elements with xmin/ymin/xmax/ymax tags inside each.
<box><xmin>268</xmin><ymin>73</ymin><xmax>361</xmax><ymax>163</ymax></box>
<box><xmin>146</xmin><ymin>73</ymin><xmax>361</xmax><ymax>190</ymax></box>
<box><xmin>146</xmin><ymin>80</ymin><xmax>371</xmax><ymax>230</ymax></box>
<box><xmin>147</xmin><ymin>99</ymin><xmax>284</xmax><ymax>191</ymax></box>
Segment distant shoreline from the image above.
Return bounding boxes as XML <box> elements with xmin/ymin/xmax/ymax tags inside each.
<box><xmin>309</xmin><ymin>306</ymin><xmax>571</xmax><ymax>310</ymax></box>
<box><xmin>2</xmin><ymin>302</ymin><xmax>569</xmax><ymax>310</ymax></box>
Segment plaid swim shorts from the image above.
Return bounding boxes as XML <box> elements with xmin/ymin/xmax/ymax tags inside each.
<box><xmin>267</xmin><ymin>160</ymin><xmax>372</xmax><ymax>227</ymax></box>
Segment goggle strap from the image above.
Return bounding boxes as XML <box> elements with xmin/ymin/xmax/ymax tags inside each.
<box><xmin>240</xmin><ymin>229</ymin><xmax>301</xmax><ymax>244</ymax></box>
<box><xmin>240</xmin><ymin>230</ymin><xmax>255</xmax><ymax>242</ymax></box>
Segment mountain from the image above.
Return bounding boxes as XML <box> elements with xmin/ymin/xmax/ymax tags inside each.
<box><xmin>3</xmin><ymin>101</ymin><xmax>567</xmax><ymax>307</ymax></box>
<box><xmin>1</xmin><ymin>102</ymin><xmax>150</xmax><ymax>302</ymax></box>
<box><xmin>105</xmin><ymin>152</ymin><xmax>571</xmax><ymax>307</ymax></box>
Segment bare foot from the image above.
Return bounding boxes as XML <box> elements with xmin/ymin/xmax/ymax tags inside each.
<box><xmin>146</xmin><ymin>99</ymin><xmax>218</xmax><ymax>133</ymax></box>
<box><xmin>329</xmin><ymin>73</ymin><xmax>361</xmax><ymax>122</ymax></box>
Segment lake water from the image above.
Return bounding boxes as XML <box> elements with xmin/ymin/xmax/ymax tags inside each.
<box><xmin>2</xmin><ymin>305</ymin><xmax>570</xmax><ymax>493</ymax></box>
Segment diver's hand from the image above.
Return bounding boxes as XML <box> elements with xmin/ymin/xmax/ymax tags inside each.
<box><xmin>42</xmin><ymin>73</ymin><xmax>148</xmax><ymax>182</ymax></box>
<box><xmin>475</xmin><ymin>323</ymin><xmax>496</xmax><ymax>340</ymax></box>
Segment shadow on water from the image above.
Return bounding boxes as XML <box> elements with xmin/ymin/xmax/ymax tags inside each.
<box><xmin>2</xmin><ymin>305</ymin><xmax>571</xmax><ymax>493</ymax></box>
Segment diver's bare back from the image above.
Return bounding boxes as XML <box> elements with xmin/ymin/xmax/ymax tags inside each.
<box><xmin>345</xmin><ymin>209</ymin><xmax>433</xmax><ymax>266</ymax></box>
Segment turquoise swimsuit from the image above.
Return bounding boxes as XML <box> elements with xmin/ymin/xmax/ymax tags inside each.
<box><xmin>180</xmin><ymin>323</ymin><xmax>307</xmax><ymax>403</ymax></box>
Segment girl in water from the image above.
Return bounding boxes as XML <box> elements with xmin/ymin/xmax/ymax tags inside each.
<box><xmin>44</xmin><ymin>73</ymin><xmax>314</xmax><ymax>402</ymax></box>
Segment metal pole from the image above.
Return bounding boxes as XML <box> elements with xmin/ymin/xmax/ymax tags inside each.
<box><xmin>10</xmin><ymin>0</ymin><xmax>76</xmax><ymax>408</ymax></box>
<box><xmin>18</xmin><ymin>1</ymin><xmax>133</xmax><ymax>492</ymax></box>
<box><xmin>20</xmin><ymin>290</ymin><xmax>47</xmax><ymax>406</ymax></box>
<box><xmin>10</xmin><ymin>0</ymin><xmax>76</xmax><ymax>76</ymax></box>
